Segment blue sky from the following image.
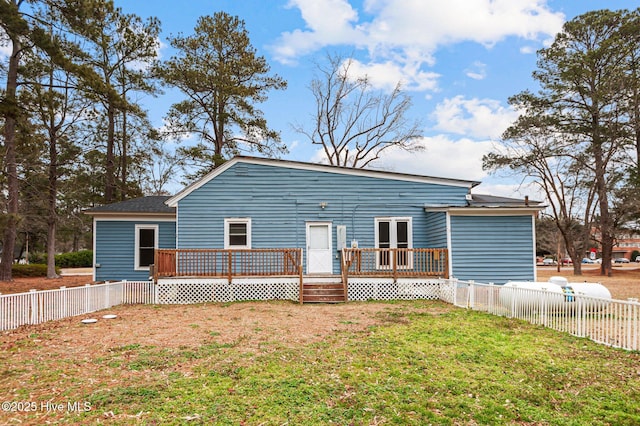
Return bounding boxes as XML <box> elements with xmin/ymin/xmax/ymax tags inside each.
<box><xmin>117</xmin><ymin>1</ymin><xmax>638</xmax><ymax>197</ymax></box>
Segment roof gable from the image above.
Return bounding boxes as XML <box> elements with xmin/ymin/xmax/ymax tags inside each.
<box><xmin>166</xmin><ymin>156</ymin><xmax>480</xmax><ymax>207</ymax></box>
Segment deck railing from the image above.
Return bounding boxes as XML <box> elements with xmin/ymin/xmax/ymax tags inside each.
<box><xmin>341</xmin><ymin>248</ymin><xmax>449</xmax><ymax>281</ymax></box>
<box><xmin>154</xmin><ymin>248</ymin><xmax>304</xmax><ymax>282</ymax></box>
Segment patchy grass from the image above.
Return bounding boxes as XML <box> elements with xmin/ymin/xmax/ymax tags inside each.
<box><xmin>1</xmin><ymin>301</ymin><xmax>639</xmax><ymax>424</ymax></box>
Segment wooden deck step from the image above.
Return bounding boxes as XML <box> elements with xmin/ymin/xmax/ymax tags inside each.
<box><xmin>302</xmin><ymin>282</ymin><xmax>345</xmax><ymax>303</ymax></box>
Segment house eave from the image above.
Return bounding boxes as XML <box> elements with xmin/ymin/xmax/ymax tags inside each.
<box><xmin>431</xmin><ymin>206</ymin><xmax>545</xmax><ymax>215</ymax></box>
<box><xmin>85</xmin><ymin>212</ymin><xmax>176</xmax><ymax>221</ymax></box>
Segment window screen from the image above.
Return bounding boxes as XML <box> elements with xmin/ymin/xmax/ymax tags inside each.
<box><xmin>138</xmin><ymin>228</ymin><xmax>155</xmax><ymax>267</ymax></box>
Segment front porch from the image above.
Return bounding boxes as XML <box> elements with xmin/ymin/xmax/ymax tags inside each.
<box><xmin>153</xmin><ymin>247</ymin><xmax>449</xmax><ymax>304</ymax></box>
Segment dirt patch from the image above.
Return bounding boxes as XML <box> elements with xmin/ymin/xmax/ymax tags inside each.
<box><xmin>1</xmin><ymin>301</ymin><xmax>438</xmax><ymax>353</ymax></box>
<box><xmin>537</xmin><ymin>265</ymin><xmax>640</xmax><ymax>299</ymax></box>
<box><xmin>0</xmin><ymin>300</ymin><xmax>446</xmax><ymax>415</ymax></box>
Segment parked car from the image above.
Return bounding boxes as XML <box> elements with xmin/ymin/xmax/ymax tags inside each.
<box><xmin>561</xmin><ymin>258</ymin><xmax>573</xmax><ymax>265</ymax></box>
<box><xmin>542</xmin><ymin>258</ymin><xmax>556</xmax><ymax>265</ymax></box>
<box><xmin>614</xmin><ymin>257</ymin><xmax>630</xmax><ymax>263</ymax></box>
<box><xmin>582</xmin><ymin>258</ymin><xmax>595</xmax><ymax>264</ymax></box>
<box><xmin>636</xmin><ymin>255</ymin><xmax>640</xmax><ymax>263</ymax></box>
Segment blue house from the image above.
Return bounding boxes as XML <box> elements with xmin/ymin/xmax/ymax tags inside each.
<box><xmin>86</xmin><ymin>156</ymin><xmax>543</xmax><ymax>299</ymax></box>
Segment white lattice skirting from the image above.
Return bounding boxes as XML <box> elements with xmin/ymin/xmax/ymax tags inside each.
<box><xmin>348</xmin><ymin>278</ymin><xmax>447</xmax><ymax>301</ymax></box>
<box><xmin>156</xmin><ymin>278</ymin><xmax>299</xmax><ymax>304</ymax></box>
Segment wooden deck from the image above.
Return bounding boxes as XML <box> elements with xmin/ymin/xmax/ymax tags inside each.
<box><xmin>341</xmin><ymin>248</ymin><xmax>449</xmax><ymax>280</ymax></box>
<box><xmin>155</xmin><ymin>248</ymin><xmax>303</xmax><ymax>280</ymax></box>
<box><xmin>154</xmin><ymin>247</ymin><xmax>448</xmax><ymax>303</ymax></box>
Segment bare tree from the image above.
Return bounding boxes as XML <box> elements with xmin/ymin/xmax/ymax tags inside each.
<box><xmin>484</xmin><ymin>119</ymin><xmax>597</xmax><ymax>275</ymax></box>
<box><xmin>294</xmin><ymin>54</ymin><xmax>423</xmax><ymax>168</ymax></box>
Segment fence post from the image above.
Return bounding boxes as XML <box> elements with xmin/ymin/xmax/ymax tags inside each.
<box><xmin>576</xmin><ymin>296</ymin><xmax>584</xmax><ymax>338</ymax></box>
<box><xmin>488</xmin><ymin>282</ymin><xmax>494</xmax><ymax>314</ymax></box>
<box><xmin>60</xmin><ymin>287</ymin><xmax>67</xmax><ymax>318</ymax></box>
<box><xmin>627</xmin><ymin>298</ymin><xmax>638</xmax><ymax>351</ymax></box>
<box><xmin>468</xmin><ymin>280</ymin><xmax>475</xmax><ymax>309</ymax></box>
<box><xmin>84</xmin><ymin>283</ymin><xmax>91</xmax><ymax>314</ymax></box>
<box><xmin>540</xmin><ymin>286</ymin><xmax>547</xmax><ymax>327</ymax></box>
<box><xmin>451</xmin><ymin>278</ymin><xmax>458</xmax><ymax>305</ymax></box>
<box><xmin>29</xmin><ymin>289</ymin><xmax>38</xmax><ymax>325</ymax></box>
<box><xmin>120</xmin><ymin>280</ymin><xmax>126</xmax><ymax>305</ymax></box>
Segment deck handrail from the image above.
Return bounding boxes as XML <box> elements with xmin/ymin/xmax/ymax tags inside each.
<box><xmin>154</xmin><ymin>248</ymin><xmax>304</xmax><ymax>282</ymax></box>
<box><xmin>341</xmin><ymin>247</ymin><xmax>449</xmax><ymax>280</ymax></box>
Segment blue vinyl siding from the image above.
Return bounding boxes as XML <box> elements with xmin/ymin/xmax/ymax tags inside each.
<box><xmin>95</xmin><ymin>220</ymin><xmax>176</xmax><ymax>281</ymax></box>
<box><xmin>450</xmin><ymin>215</ymin><xmax>535</xmax><ymax>284</ymax></box>
<box><xmin>424</xmin><ymin>212</ymin><xmax>447</xmax><ymax>248</ymax></box>
<box><xmin>176</xmin><ymin>162</ymin><xmax>469</xmax><ymax>273</ymax></box>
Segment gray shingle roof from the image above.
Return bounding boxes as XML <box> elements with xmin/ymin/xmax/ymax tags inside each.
<box><xmin>469</xmin><ymin>194</ymin><xmax>542</xmax><ymax>207</ymax></box>
<box><xmin>85</xmin><ymin>196</ymin><xmax>175</xmax><ymax>215</ymax></box>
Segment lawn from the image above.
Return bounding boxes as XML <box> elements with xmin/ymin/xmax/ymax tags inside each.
<box><xmin>1</xmin><ymin>300</ymin><xmax>639</xmax><ymax>425</ymax></box>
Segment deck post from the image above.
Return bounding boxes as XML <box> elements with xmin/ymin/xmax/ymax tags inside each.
<box><xmin>341</xmin><ymin>249</ymin><xmax>348</xmax><ymax>302</ymax></box>
<box><xmin>392</xmin><ymin>249</ymin><xmax>398</xmax><ymax>281</ymax></box>
<box><xmin>153</xmin><ymin>249</ymin><xmax>158</xmax><ymax>282</ymax></box>
<box><xmin>299</xmin><ymin>265</ymin><xmax>304</xmax><ymax>304</ymax></box>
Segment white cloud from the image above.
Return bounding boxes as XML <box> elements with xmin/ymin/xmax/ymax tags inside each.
<box><xmin>347</xmin><ymin>58</ymin><xmax>440</xmax><ymax>92</ymax></box>
<box><xmin>307</xmin><ymin>134</ymin><xmax>546</xmax><ymax>200</ymax></box>
<box><xmin>360</xmin><ymin>0</ymin><xmax>564</xmax><ymax>49</ymax></box>
<box><xmin>288</xmin><ymin>140</ymin><xmax>300</xmax><ymax>151</ymax></box>
<box><xmin>369</xmin><ymin>135</ymin><xmax>494</xmax><ymax>181</ymax></box>
<box><xmin>430</xmin><ymin>96</ymin><xmax>519</xmax><ymax>139</ymax></box>
<box><xmin>272</xmin><ymin>0</ymin><xmax>364</xmax><ymax>64</ymax></box>
<box><xmin>465</xmin><ymin>61</ymin><xmax>487</xmax><ymax>80</ymax></box>
<box><xmin>519</xmin><ymin>45</ymin><xmax>536</xmax><ymax>54</ymax></box>
<box><xmin>273</xmin><ymin>0</ymin><xmax>565</xmax><ymax>80</ymax></box>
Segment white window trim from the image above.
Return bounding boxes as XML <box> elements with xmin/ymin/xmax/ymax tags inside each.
<box><xmin>224</xmin><ymin>218</ymin><xmax>252</xmax><ymax>249</ymax></box>
<box><xmin>374</xmin><ymin>217</ymin><xmax>413</xmax><ymax>269</ymax></box>
<box><xmin>134</xmin><ymin>224</ymin><xmax>159</xmax><ymax>271</ymax></box>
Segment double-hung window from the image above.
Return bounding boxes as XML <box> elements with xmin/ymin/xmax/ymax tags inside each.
<box><xmin>224</xmin><ymin>218</ymin><xmax>252</xmax><ymax>249</ymax></box>
<box><xmin>135</xmin><ymin>225</ymin><xmax>158</xmax><ymax>270</ymax></box>
<box><xmin>375</xmin><ymin>217</ymin><xmax>412</xmax><ymax>269</ymax></box>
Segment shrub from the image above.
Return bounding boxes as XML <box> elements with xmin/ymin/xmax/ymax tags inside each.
<box><xmin>54</xmin><ymin>250</ymin><xmax>93</xmax><ymax>268</ymax></box>
<box><xmin>12</xmin><ymin>263</ymin><xmax>61</xmax><ymax>277</ymax></box>
<box><xmin>27</xmin><ymin>252</ymin><xmax>47</xmax><ymax>264</ymax></box>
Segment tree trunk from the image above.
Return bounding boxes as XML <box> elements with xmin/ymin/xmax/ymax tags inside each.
<box><xmin>0</xmin><ymin>35</ymin><xmax>21</xmax><ymax>281</ymax></box>
<box><xmin>120</xmin><ymin>109</ymin><xmax>127</xmax><ymax>201</ymax></box>
<box><xmin>105</xmin><ymin>104</ymin><xmax>116</xmax><ymax>203</ymax></box>
<box><xmin>593</xmin><ymin>131</ymin><xmax>613</xmax><ymax>277</ymax></box>
<box><xmin>47</xmin><ymin>133</ymin><xmax>60</xmax><ymax>279</ymax></box>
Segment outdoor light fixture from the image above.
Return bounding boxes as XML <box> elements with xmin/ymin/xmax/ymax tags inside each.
<box><xmin>319</xmin><ymin>202</ymin><xmax>328</xmax><ymax>209</ymax></box>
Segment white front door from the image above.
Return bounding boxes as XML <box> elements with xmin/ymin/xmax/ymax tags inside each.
<box><xmin>306</xmin><ymin>222</ymin><xmax>333</xmax><ymax>274</ymax></box>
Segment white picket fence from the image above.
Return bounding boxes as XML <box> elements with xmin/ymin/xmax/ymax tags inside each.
<box><xmin>0</xmin><ymin>281</ymin><xmax>154</xmax><ymax>332</ymax></box>
<box><xmin>2</xmin><ymin>278</ymin><xmax>638</xmax><ymax>352</ymax></box>
<box><xmin>448</xmin><ymin>279</ymin><xmax>640</xmax><ymax>352</ymax></box>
